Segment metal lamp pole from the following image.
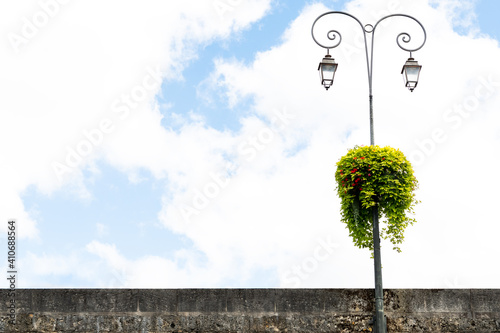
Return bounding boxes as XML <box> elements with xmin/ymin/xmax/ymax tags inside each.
<box><xmin>311</xmin><ymin>12</ymin><xmax>426</xmax><ymax>333</ymax></box>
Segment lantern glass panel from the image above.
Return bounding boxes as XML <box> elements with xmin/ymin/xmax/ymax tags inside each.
<box><xmin>405</xmin><ymin>66</ymin><xmax>420</xmax><ymax>83</ymax></box>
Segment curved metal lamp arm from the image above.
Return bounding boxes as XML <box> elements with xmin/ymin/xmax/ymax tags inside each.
<box><xmin>371</xmin><ymin>13</ymin><xmax>427</xmax><ymax>54</ymax></box>
<box><xmin>311</xmin><ymin>11</ymin><xmax>367</xmax><ymax>50</ymax></box>
<box><xmin>311</xmin><ymin>11</ymin><xmax>427</xmax><ymax>94</ymax></box>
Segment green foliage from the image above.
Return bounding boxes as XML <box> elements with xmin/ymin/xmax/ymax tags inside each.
<box><xmin>335</xmin><ymin>145</ymin><xmax>419</xmax><ymax>253</ymax></box>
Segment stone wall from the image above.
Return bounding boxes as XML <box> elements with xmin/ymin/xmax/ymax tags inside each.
<box><xmin>1</xmin><ymin>289</ymin><xmax>499</xmax><ymax>332</ymax></box>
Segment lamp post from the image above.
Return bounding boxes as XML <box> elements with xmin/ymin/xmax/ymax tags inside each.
<box><xmin>311</xmin><ymin>11</ymin><xmax>426</xmax><ymax>333</ymax></box>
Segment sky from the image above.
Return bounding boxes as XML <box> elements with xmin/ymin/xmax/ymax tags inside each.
<box><xmin>1</xmin><ymin>0</ymin><xmax>499</xmax><ymax>289</ymax></box>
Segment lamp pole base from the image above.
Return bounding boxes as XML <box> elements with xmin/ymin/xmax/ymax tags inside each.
<box><xmin>371</xmin><ymin>314</ymin><xmax>387</xmax><ymax>333</ymax></box>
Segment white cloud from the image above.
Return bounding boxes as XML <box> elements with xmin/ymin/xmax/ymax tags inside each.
<box><xmin>429</xmin><ymin>0</ymin><xmax>479</xmax><ymax>35</ymax></box>
<box><xmin>0</xmin><ymin>0</ymin><xmax>272</xmax><ymax>238</ymax></box>
<box><xmin>3</xmin><ymin>0</ymin><xmax>500</xmax><ymax>288</ymax></box>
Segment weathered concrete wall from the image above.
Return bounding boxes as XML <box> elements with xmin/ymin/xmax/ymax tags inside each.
<box><xmin>1</xmin><ymin>289</ymin><xmax>499</xmax><ymax>332</ymax></box>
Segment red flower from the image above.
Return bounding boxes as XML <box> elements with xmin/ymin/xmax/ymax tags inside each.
<box><xmin>382</xmin><ymin>158</ymin><xmax>385</xmax><ymax>160</ymax></box>
<box><xmin>361</xmin><ymin>157</ymin><xmax>365</xmax><ymax>160</ymax></box>
<box><xmin>353</xmin><ymin>157</ymin><xmax>357</xmax><ymax>160</ymax></box>
<box><xmin>368</xmin><ymin>174</ymin><xmax>371</xmax><ymax>176</ymax></box>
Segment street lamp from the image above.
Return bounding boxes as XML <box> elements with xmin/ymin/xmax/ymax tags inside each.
<box><xmin>311</xmin><ymin>11</ymin><xmax>426</xmax><ymax>333</ymax></box>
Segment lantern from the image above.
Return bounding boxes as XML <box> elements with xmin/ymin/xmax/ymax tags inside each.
<box><xmin>401</xmin><ymin>57</ymin><xmax>422</xmax><ymax>92</ymax></box>
<box><xmin>318</xmin><ymin>54</ymin><xmax>338</xmax><ymax>90</ymax></box>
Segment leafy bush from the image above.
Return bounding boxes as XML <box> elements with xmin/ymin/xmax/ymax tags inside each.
<box><xmin>335</xmin><ymin>145</ymin><xmax>419</xmax><ymax>252</ymax></box>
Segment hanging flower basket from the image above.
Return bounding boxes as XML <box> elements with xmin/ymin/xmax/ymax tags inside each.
<box><xmin>335</xmin><ymin>145</ymin><xmax>419</xmax><ymax>252</ymax></box>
